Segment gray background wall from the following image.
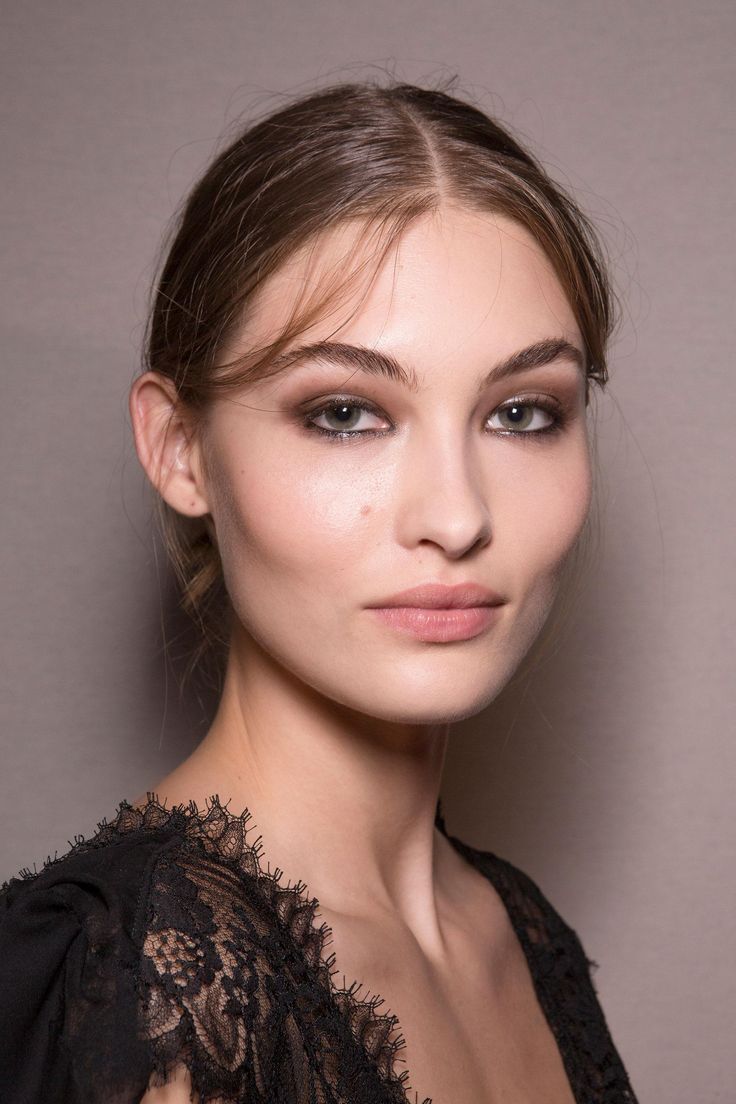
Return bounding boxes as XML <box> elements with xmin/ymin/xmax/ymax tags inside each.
<box><xmin>1</xmin><ymin>2</ymin><xmax>733</xmax><ymax>1100</ymax></box>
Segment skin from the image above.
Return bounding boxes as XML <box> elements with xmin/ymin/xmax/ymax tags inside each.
<box><xmin>129</xmin><ymin>204</ymin><xmax>590</xmax><ymax>1101</ymax></box>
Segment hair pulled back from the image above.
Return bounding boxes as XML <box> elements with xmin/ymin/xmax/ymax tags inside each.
<box><xmin>141</xmin><ymin>77</ymin><xmax>616</xmax><ymax>687</ymax></box>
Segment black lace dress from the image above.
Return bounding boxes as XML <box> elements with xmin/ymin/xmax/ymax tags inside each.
<box><xmin>0</xmin><ymin>794</ymin><xmax>638</xmax><ymax>1103</ymax></box>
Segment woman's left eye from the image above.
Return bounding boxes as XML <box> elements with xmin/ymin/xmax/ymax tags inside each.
<box><xmin>301</xmin><ymin>396</ymin><xmax>565</xmax><ymax>439</ymax></box>
<box><xmin>487</xmin><ymin>401</ymin><xmax>560</xmax><ymax>434</ymax></box>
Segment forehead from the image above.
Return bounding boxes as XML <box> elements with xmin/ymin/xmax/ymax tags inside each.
<box><xmin>237</xmin><ymin>206</ymin><xmax>582</xmax><ymax>371</ymax></box>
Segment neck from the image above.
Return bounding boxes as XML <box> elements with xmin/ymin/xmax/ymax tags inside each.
<box><xmin>170</xmin><ymin>628</ymin><xmax>453</xmax><ymax>926</ymax></box>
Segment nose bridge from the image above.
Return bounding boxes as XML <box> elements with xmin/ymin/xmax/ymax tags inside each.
<box><xmin>397</xmin><ymin>416</ymin><xmax>492</xmax><ymax>555</ymax></box>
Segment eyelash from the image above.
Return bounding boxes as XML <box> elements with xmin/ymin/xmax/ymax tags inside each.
<box><xmin>299</xmin><ymin>394</ymin><xmax>569</xmax><ymax>442</ymax></box>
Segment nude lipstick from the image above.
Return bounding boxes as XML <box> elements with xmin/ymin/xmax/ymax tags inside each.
<box><xmin>366</xmin><ymin>582</ymin><xmax>505</xmax><ymax>643</ymax></box>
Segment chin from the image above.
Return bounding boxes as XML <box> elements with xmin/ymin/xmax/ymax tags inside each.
<box><xmin>316</xmin><ymin>671</ymin><xmax>511</xmax><ymax>727</ymax></box>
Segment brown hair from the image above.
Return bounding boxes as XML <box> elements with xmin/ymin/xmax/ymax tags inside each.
<box><xmin>140</xmin><ymin>75</ymin><xmax>617</xmax><ymax>691</ymax></box>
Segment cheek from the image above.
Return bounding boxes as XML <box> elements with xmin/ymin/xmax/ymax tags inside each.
<box><xmin>211</xmin><ymin>448</ymin><xmax>378</xmax><ymax>616</ymax></box>
<box><xmin>499</xmin><ymin>440</ymin><xmax>592</xmax><ymax>595</ymax></box>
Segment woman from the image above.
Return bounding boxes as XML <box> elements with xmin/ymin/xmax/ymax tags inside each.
<box><xmin>0</xmin><ymin>79</ymin><xmax>638</xmax><ymax>1103</ymax></box>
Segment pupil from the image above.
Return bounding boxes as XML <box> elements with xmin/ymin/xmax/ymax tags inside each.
<box><xmin>508</xmin><ymin>405</ymin><xmax>524</xmax><ymax>422</ymax></box>
<box><xmin>335</xmin><ymin>404</ymin><xmax>353</xmax><ymax>422</ymax></box>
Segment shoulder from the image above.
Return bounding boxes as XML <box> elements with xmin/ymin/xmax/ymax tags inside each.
<box><xmin>0</xmin><ymin>797</ymin><xmax>195</xmax><ymax>1020</ymax></box>
<box><xmin>0</xmin><ymin>795</ymin><xmax>314</xmax><ymax>1103</ymax></box>
<box><xmin>445</xmin><ymin>829</ymin><xmax>597</xmax><ymax>973</ymax></box>
<box><xmin>1</xmin><ymin>799</ymin><xmax>180</xmax><ymax>929</ymax></box>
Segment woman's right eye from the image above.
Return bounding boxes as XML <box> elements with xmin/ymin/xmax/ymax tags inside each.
<box><xmin>302</xmin><ymin>399</ymin><xmax>389</xmax><ymax>438</ymax></box>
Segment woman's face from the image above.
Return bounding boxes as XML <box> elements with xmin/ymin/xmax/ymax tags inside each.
<box><xmin>195</xmin><ymin>206</ymin><xmax>592</xmax><ymax>723</ymax></box>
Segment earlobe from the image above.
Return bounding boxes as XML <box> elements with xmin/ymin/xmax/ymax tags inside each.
<box><xmin>128</xmin><ymin>371</ymin><xmax>211</xmax><ymax>518</ymax></box>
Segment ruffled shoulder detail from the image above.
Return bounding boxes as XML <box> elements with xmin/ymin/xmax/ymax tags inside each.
<box><xmin>1</xmin><ymin>793</ymin><xmax>433</xmax><ymax>1103</ymax></box>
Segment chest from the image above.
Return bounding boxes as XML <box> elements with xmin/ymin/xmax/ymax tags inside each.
<box><xmin>319</xmin><ymin>901</ymin><xmax>577</xmax><ymax>1104</ymax></box>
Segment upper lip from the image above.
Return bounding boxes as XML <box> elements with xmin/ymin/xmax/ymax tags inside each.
<box><xmin>368</xmin><ymin>583</ymin><xmax>505</xmax><ymax>609</ymax></box>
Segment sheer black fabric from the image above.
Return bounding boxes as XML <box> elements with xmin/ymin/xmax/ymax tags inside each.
<box><xmin>0</xmin><ymin>795</ymin><xmax>638</xmax><ymax>1103</ymax></box>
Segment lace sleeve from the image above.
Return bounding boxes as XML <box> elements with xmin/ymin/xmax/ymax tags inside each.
<box><xmin>0</xmin><ymin>817</ymin><xmax>283</xmax><ymax>1104</ymax></box>
<box><xmin>135</xmin><ymin>840</ymin><xmax>310</xmax><ymax>1102</ymax></box>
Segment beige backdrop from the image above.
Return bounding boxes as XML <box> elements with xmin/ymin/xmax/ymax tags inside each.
<box><xmin>1</xmin><ymin>2</ymin><xmax>734</xmax><ymax>1100</ymax></box>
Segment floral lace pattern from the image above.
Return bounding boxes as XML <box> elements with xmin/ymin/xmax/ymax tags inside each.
<box><xmin>0</xmin><ymin>793</ymin><xmax>639</xmax><ymax>1103</ymax></box>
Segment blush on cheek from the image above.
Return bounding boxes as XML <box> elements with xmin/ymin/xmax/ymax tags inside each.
<box><xmin>499</xmin><ymin>461</ymin><xmax>591</xmax><ymax>609</ymax></box>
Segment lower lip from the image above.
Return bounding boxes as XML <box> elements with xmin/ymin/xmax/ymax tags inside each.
<box><xmin>368</xmin><ymin>605</ymin><xmax>502</xmax><ymax>642</ymax></box>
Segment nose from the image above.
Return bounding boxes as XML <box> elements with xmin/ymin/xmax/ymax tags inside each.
<box><xmin>395</xmin><ymin>430</ymin><xmax>492</xmax><ymax>559</ymax></box>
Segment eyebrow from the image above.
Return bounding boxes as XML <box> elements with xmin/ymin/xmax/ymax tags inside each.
<box><xmin>269</xmin><ymin>337</ymin><xmax>585</xmax><ymax>394</ymax></box>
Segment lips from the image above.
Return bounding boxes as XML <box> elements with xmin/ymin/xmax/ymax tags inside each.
<box><xmin>367</xmin><ymin>582</ymin><xmax>504</xmax><ymax>610</ymax></box>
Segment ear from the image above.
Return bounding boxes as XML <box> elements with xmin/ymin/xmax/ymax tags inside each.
<box><xmin>128</xmin><ymin>371</ymin><xmax>211</xmax><ymax>517</ymax></box>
